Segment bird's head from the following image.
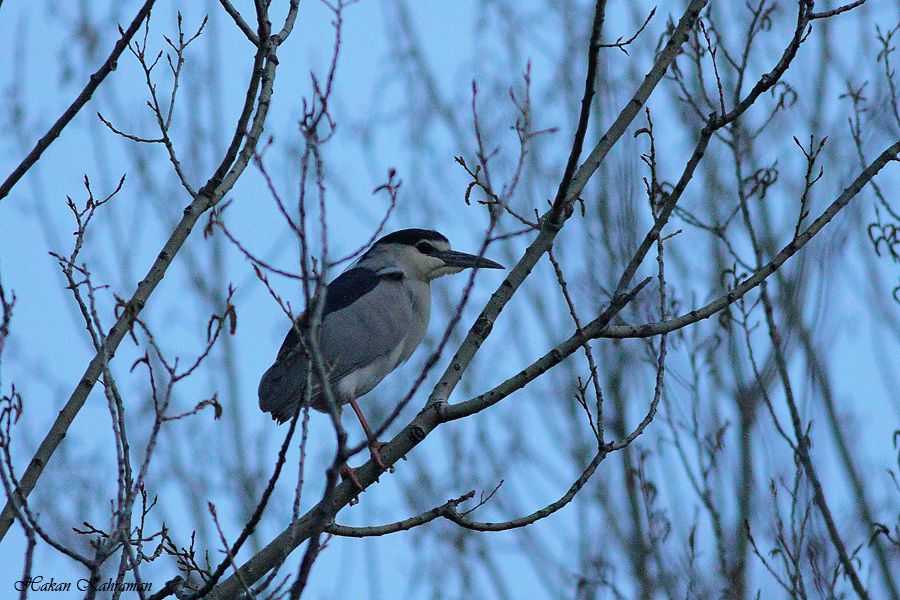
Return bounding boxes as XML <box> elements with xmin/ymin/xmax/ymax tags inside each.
<box><xmin>360</xmin><ymin>228</ymin><xmax>504</xmax><ymax>281</ymax></box>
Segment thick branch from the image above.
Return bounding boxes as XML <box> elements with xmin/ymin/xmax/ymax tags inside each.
<box><xmin>207</xmin><ymin>4</ymin><xmax>707</xmax><ymax>595</ymax></box>
<box><xmin>427</xmin><ymin>0</ymin><xmax>708</xmax><ymax>408</ymax></box>
<box><xmin>443</xmin><ymin>277</ymin><xmax>652</xmax><ymax>421</ymax></box>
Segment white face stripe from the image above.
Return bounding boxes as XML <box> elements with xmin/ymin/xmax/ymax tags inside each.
<box><xmin>359</xmin><ymin>239</ymin><xmax>454</xmax><ymax>282</ymax></box>
<box><xmin>412</xmin><ymin>239</ymin><xmax>452</xmax><ymax>281</ymax></box>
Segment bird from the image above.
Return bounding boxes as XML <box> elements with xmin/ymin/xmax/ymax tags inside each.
<box><xmin>258</xmin><ymin>228</ymin><xmax>503</xmax><ymax>485</ymax></box>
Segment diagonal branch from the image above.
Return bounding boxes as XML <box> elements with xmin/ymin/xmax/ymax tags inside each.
<box><xmin>442</xmin><ymin>277</ymin><xmax>652</xmax><ymax>421</ymax></box>
<box><xmin>597</xmin><ymin>140</ymin><xmax>899</xmax><ymax>340</ymax></box>
<box><xmin>0</xmin><ymin>4</ymin><xmax>302</xmax><ymax>542</ymax></box>
<box><xmin>426</xmin><ymin>0</ymin><xmax>708</xmax><ymax>409</ymax></box>
<box><xmin>206</xmin><ymin>3</ymin><xmax>708</xmax><ymax>595</ymax></box>
<box><xmin>218</xmin><ymin>0</ymin><xmax>260</xmax><ymax>46</ymax></box>
<box><xmin>548</xmin><ymin>0</ymin><xmax>608</xmax><ymax>223</ymax></box>
<box><xmin>0</xmin><ymin>0</ymin><xmax>158</xmax><ymax>202</ymax></box>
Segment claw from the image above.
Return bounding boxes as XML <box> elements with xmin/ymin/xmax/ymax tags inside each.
<box><xmin>340</xmin><ymin>464</ymin><xmax>363</xmax><ymax>505</ymax></box>
<box><xmin>369</xmin><ymin>440</ymin><xmax>394</xmax><ymax>473</ymax></box>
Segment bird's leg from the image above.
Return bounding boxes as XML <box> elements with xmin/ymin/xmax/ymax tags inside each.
<box><xmin>348</xmin><ymin>397</ymin><xmax>393</xmax><ymax>473</ymax></box>
<box><xmin>333</xmin><ymin>405</ymin><xmax>363</xmax><ymax>503</ymax></box>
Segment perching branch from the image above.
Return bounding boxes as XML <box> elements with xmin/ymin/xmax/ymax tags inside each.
<box><xmin>207</xmin><ymin>3</ymin><xmax>709</xmax><ymax>595</ymax></box>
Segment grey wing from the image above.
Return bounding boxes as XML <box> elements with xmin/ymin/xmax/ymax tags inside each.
<box><xmin>258</xmin><ymin>278</ymin><xmax>414</xmax><ymax>422</ymax></box>
<box><xmin>319</xmin><ymin>277</ymin><xmax>415</xmax><ymax>388</ymax></box>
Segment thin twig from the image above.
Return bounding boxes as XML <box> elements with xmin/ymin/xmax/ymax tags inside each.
<box><xmin>0</xmin><ymin>0</ymin><xmax>158</xmax><ymax>201</ymax></box>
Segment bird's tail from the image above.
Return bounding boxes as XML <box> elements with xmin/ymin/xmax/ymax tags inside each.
<box><xmin>258</xmin><ymin>359</ymin><xmax>306</xmax><ymax>424</ymax></box>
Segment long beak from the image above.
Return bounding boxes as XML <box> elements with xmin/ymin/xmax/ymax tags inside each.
<box><xmin>435</xmin><ymin>250</ymin><xmax>504</xmax><ymax>270</ymax></box>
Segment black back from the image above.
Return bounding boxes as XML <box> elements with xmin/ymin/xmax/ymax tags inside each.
<box><xmin>276</xmin><ymin>267</ymin><xmax>383</xmax><ymax>359</ymax></box>
<box><xmin>275</xmin><ymin>229</ymin><xmax>443</xmax><ymax>360</ymax></box>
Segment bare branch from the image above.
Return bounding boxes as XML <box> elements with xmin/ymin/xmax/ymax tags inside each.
<box><xmin>809</xmin><ymin>0</ymin><xmax>866</xmax><ymax>20</ymax></box>
<box><xmin>0</xmin><ymin>0</ymin><xmax>301</xmax><ymax>543</ymax></box>
<box><xmin>218</xmin><ymin>0</ymin><xmax>260</xmax><ymax>46</ymax></box>
<box><xmin>0</xmin><ymin>0</ymin><xmax>158</xmax><ymax>201</ymax></box>
<box><xmin>325</xmin><ymin>492</ymin><xmax>476</xmax><ymax>538</ymax></box>
<box><xmin>599</xmin><ymin>139</ymin><xmax>900</xmax><ymax>340</ymax></box>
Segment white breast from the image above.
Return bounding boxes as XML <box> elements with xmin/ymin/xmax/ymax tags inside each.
<box><xmin>398</xmin><ymin>279</ymin><xmax>431</xmax><ymax>364</ymax></box>
<box><xmin>336</xmin><ymin>338</ymin><xmax>407</xmax><ymax>400</ymax></box>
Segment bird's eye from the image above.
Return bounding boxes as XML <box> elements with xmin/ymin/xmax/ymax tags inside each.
<box><xmin>416</xmin><ymin>242</ymin><xmax>435</xmax><ymax>255</ymax></box>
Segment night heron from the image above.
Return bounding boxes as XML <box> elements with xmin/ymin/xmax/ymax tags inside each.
<box><xmin>258</xmin><ymin>228</ymin><xmax>503</xmax><ymax>484</ymax></box>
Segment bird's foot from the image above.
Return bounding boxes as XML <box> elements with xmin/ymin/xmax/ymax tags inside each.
<box><xmin>340</xmin><ymin>464</ymin><xmax>364</xmax><ymax>505</ymax></box>
<box><xmin>369</xmin><ymin>440</ymin><xmax>394</xmax><ymax>473</ymax></box>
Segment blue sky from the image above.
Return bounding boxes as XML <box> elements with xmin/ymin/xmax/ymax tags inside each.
<box><xmin>1</xmin><ymin>0</ymin><xmax>898</xmax><ymax>598</ymax></box>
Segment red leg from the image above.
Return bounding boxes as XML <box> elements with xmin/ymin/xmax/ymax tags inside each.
<box><xmin>348</xmin><ymin>397</ymin><xmax>392</xmax><ymax>472</ymax></box>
